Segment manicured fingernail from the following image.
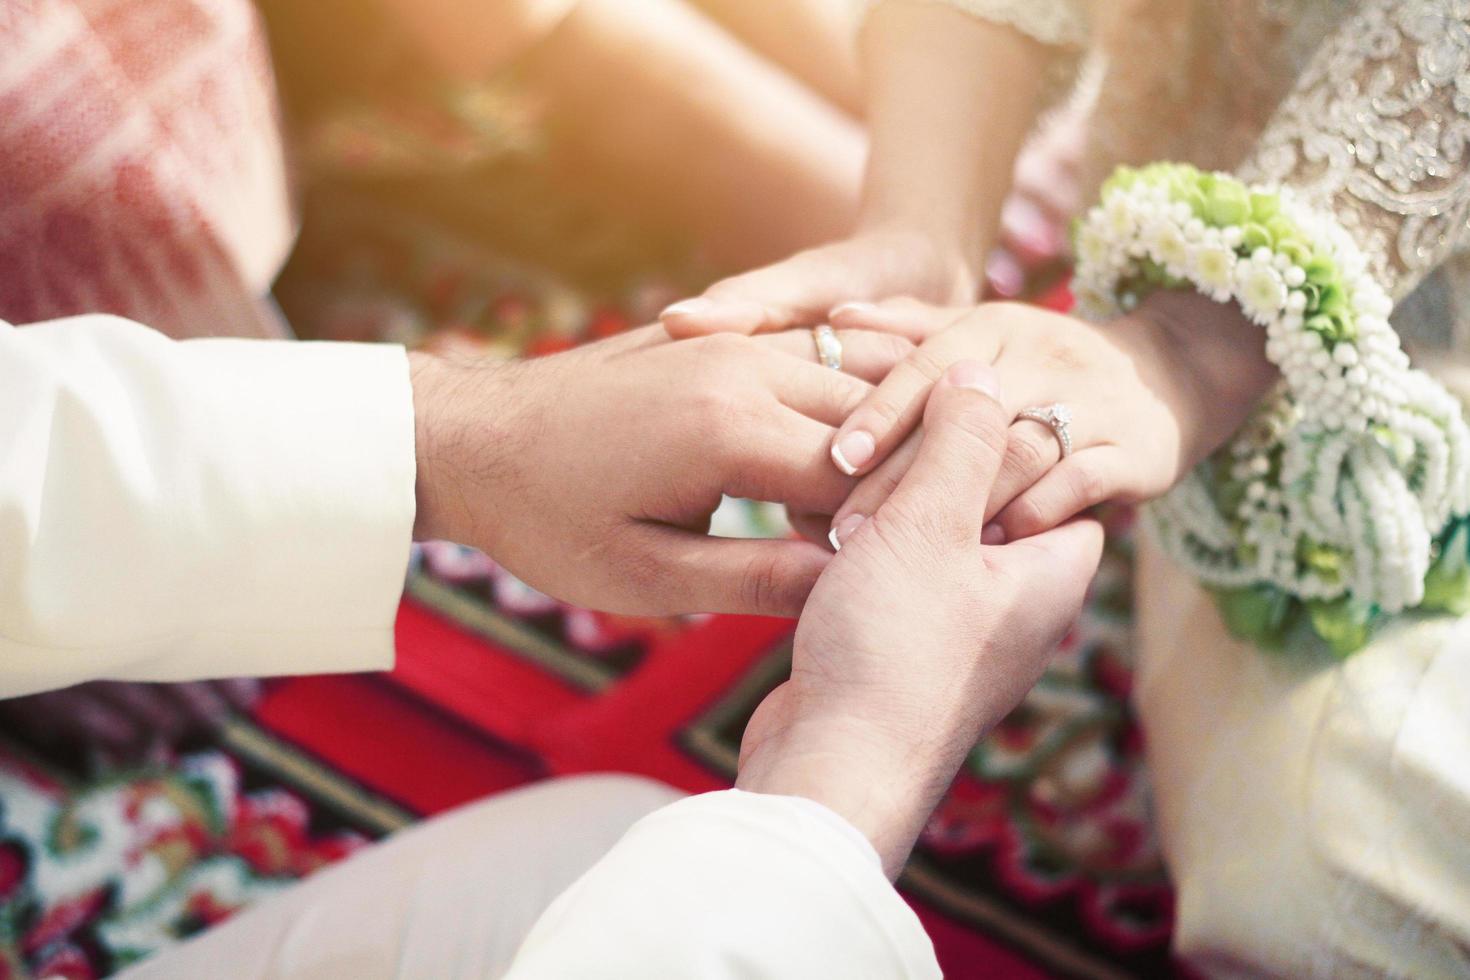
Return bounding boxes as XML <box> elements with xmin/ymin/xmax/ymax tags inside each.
<box><xmin>1005</xmin><ymin>197</ymin><xmax>1058</xmax><ymax>255</ymax></box>
<box><xmin>829</xmin><ymin>513</ymin><xmax>866</xmax><ymax>550</ymax></box>
<box><xmin>982</xmin><ymin>522</ymin><xmax>1007</xmax><ymax>545</ymax></box>
<box><xmin>986</xmin><ymin>251</ymin><xmax>1025</xmax><ymax>298</ymax></box>
<box><xmin>830</xmin><ymin>301</ymin><xmax>877</xmax><ymax>319</ymax></box>
<box><xmin>660</xmin><ymin>297</ymin><xmax>714</xmax><ymax>319</ymax></box>
<box><xmin>831</xmin><ymin>430</ymin><xmax>875</xmax><ymax>475</ymax></box>
<box><xmin>946</xmin><ymin>361</ymin><xmax>1002</xmax><ymax>400</ymax></box>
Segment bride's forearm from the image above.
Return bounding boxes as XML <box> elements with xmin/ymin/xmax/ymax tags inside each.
<box><xmin>857</xmin><ymin>2</ymin><xmax>1052</xmax><ymax>282</ymax></box>
<box><xmin>1124</xmin><ymin>291</ymin><xmax>1280</xmax><ymax>470</ymax></box>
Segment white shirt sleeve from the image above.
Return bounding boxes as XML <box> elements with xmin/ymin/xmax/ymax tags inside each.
<box><xmin>0</xmin><ymin>315</ymin><xmax>416</xmax><ymax>697</ymax></box>
<box><xmin>505</xmin><ymin>790</ymin><xmax>943</xmax><ymax>979</ymax></box>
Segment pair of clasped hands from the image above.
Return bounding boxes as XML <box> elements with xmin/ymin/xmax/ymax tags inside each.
<box><xmin>408</xmin><ymin>254</ymin><xmax>1271</xmax><ymax>873</ymax></box>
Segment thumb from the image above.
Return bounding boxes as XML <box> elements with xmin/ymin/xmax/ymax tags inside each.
<box><xmin>879</xmin><ymin>361</ymin><xmax>1010</xmax><ymax>543</ymax></box>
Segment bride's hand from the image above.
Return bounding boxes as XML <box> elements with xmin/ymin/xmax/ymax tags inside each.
<box><xmin>822</xmin><ymin>295</ymin><xmax>1278</xmax><ymax>546</ymax></box>
<box><xmin>658</xmin><ymin>229</ymin><xmax>978</xmax><ymax>339</ymax></box>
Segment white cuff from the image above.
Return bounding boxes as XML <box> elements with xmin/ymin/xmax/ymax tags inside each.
<box><xmin>507</xmin><ymin>789</ymin><xmax>941</xmax><ymax>978</ymax></box>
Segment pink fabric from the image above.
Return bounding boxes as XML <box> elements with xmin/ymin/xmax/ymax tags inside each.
<box><xmin>0</xmin><ymin>0</ymin><xmax>294</xmax><ymax>337</ymax></box>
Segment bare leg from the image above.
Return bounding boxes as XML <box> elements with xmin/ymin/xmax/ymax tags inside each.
<box><xmin>689</xmin><ymin>0</ymin><xmax>863</xmax><ymax>117</ymax></box>
<box><xmin>521</xmin><ymin>0</ymin><xmax>865</xmax><ymax>270</ymax></box>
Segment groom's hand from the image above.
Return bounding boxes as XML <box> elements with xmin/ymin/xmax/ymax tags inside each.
<box><xmin>736</xmin><ymin>362</ymin><xmax>1103</xmax><ymax>876</ymax></box>
<box><xmin>407</xmin><ymin>326</ymin><xmax>912</xmax><ymax>616</ymax></box>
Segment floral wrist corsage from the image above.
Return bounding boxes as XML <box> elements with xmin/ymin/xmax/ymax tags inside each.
<box><xmin>1072</xmin><ymin>162</ymin><xmax>1470</xmax><ymax>656</ymax></box>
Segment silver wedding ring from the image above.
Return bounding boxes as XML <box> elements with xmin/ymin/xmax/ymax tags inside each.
<box><xmin>812</xmin><ymin>324</ymin><xmax>843</xmax><ymax>371</ymax></box>
<box><xmin>1017</xmin><ymin>403</ymin><xmax>1074</xmax><ymax>458</ymax></box>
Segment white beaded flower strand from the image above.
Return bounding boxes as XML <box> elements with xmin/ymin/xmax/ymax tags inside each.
<box><xmin>1073</xmin><ymin>164</ymin><xmax>1470</xmax><ymax>637</ymax></box>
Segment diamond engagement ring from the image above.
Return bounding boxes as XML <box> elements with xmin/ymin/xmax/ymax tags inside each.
<box><xmin>812</xmin><ymin>324</ymin><xmax>843</xmax><ymax>371</ymax></box>
<box><xmin>1017</xmin><ymin>403</ymin><xmax>1074</xmax><ymax>458</ymax></box>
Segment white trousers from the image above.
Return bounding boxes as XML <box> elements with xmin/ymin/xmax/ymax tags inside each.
<box><xmin>120</xmin><ymin>774</ymin><xmax>682</xmax><ymax>979</ymax></box>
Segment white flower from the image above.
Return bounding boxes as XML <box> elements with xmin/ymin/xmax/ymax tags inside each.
<box><xmin>1075</xmin><ymin>223</ymin><xmax>1112</xmax><ymax>270</ymax></box>
<box><xmin>1237</xmin><ymin>262</ymin><xmax>1289</xmax><ymax>320</ymax></box>
<box><xmin>1188</xmin><ymin>241</ymin><xmax>1237</xmax><ymax>295</ymax></box>
<box><xmin>1104</xmin><ymin>194</ymin><xmax>1137</xmax><ymax>238</ymax></box>
<box><xmin>1145</xmin><ymin>218</ymin><xmax>1190</xmax><ymax>272</ymax></box>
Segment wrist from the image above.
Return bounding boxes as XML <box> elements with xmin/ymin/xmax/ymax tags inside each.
<box><xmin>409</xmin><ymin>351</ymin><xmax>458</xmax><ymax>542</ymax></box>
<box><xmin>1121</xmin><ymin>291</ymin><xmax>1278</xmax><ymax>466</ymax></box>
<box><xmin>848</xmin><ymin>221</ymin><xmax>985</xmax><ymax>304</ymax></box>
<box><xmin>409</xmin><ymin>351</ymin><xmax>519</xmax><ymax>547</ymax></box>
<box><xmin>737</xmin><ymin>711</ymin><xmax>955</xmax><ymax>879</ymax></box>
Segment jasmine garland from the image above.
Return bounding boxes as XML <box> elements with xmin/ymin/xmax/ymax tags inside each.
<box><xmin>1073</xmin><ymin>163</ymin><xmax>1470</xmax><ymax>655</ymax></box>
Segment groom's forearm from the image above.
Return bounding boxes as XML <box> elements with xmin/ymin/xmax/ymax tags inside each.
<box><xmin>408</xmin><ymin>350</ymin><xmax>520</xmax><ymax>550</ymax></box>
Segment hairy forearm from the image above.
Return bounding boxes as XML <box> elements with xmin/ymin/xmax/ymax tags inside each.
<box><xmin>858</xmin><ymin>2</ymin><xmax>1052</xmax><ymax>280</ymax></box>
<box><xmin>409</xmin><ymin>351</ymin><xmax>519</xmax><ymax>547</ymax></box>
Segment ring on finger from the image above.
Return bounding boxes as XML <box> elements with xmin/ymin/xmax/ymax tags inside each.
<box><xmin>1016</xmin><ymin>403</ymin><xmax>1074</xmax><ymax>458</ymax></box>
<box><xmin>812</xmin><ymin>324</ymin><xmax>843</xmax><ymax>371</ymax></box>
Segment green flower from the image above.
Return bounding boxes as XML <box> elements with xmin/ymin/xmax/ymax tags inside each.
<box><xmin>1212</xmin><ymin>584</ymin><xmax>1298</xmax><ymax>650</ymax></box>
<box><xmin>1306</xmin><ymin>598</ymin><xmax>1378</xmax><ymax>658</ymax></box>
<box><xmin>1297</xmin><ymin>539</ymin><xmax>1346</xmax><ymax>584</ymax></box>
<box><xmin>1249</xmin><ymin>192</ymin><xmax>1281</xmax><ymax>223</ymax></box>
<box><xmin>1304</xmin><ymin>253</ymin><xmax>1338</xmax><ymax>286</ymax></box>
<box><xmin>1242</xmin><ymin>223</ymin><xmax>1273</xmax><ymax>251</ymax></box>
<box><xmin>1205</xmin><ymin>180</ymin><xmax>1252</xmax><ymax>226</ymax></box>
<box><xmin>1278</xmin><ymin>240</ymin><xmax>1314</xmax><ymax>266</ymax></box>
<box><xmin>1423</xmin><ymin>521</ymin><xmax>1470</xmax><ymax>614</ymax></box>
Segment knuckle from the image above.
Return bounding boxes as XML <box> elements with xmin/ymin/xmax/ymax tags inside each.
<box><xmin>616</xmin><ymin>538</ymin><xmax>666</xmax><ymax>597</ymax></box>
<box><xmin>1002</xmin><ymin>429</ymin><xmax>1053</xmax><ymax>480</ymax></box>
<box><xmin>862</xmin><ymin>393</ymin><xmax>908</xmax><ymax>433</ymax></box>
<box><xmin>699</xmin><ymin>332</ymin><xmax>753</xmax><ymax>361</ymax></box>
<box><xmin>823</xmin><ymin>369</ymin><xmax>869</xmax><ymax>416</ymax></box>
<box><xmin>904</xmin><ymin>346</ymin><xmax>950</xmax><ymax>385</ymax></box>
<box><xmin>1042</xmin><ymin>340</ymin><xmax>1089</xmax><ymax>374</ymax></box>
<box><xmin>959</xmin><ymin>302</ymin><xmax>1023</xmax><ymax>333</ymax></box>
<box><xmin>876</xmin><ymin>332</ymin><xmax>917</xmax><ymax>365</ymax></box>
<box><xmin>1002</xmin><ymin>495</ymin><xmax>1048</xmax><ymax>538</ymax></box>
<box><xmin>864</xmin><ymin>507</ymin><xmax>933</xmax><ymax>565</ymax></box>
<box><xmin>940</xmin><ymin>390</ymin><xmax>1009</xmax><ymax>457</ymax></box>
<box><xmin>1068</xmin><ymin>458</ymin><xmax>1106</xmax><ymax>506</ymax></box>
<box><xmin>740</xmin><ymin>553</ymin><xmax>802</xmax><ymax>615</ymax></box>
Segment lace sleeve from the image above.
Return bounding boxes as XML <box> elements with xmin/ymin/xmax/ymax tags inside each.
<box><xmin>858</xmin><ymin>0</ymin><xmax>1090</xmax><ymax>49</ymax></box>
<box><xmin>1239</xmin><ymin>0</ymin><xmax>1470</xmax><ymax>303</ymax></box>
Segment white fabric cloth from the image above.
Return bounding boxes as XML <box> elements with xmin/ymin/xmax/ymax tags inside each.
<box><xmin>0</xmin><ymin>315</ymin><xmax>415</xmax><ymax>695</ymax></box>
<box><xmin>507</xmin><ymin>790</ymin><xmax>940</xmax><ymax>978</ymax></box>
<box><xmin>120</xmin><ymin>774</ymin><xmax>687</xmax><ymax>980</ymax></box>
<box><xmin>1136</xmin><ymin>542</ymin><xmax>1470</xmax><ymax>978</ymax></box>
<box><xmin>122</xmin><ymin>778</ymin><xmax>939</xmax><ymax>979</ymax></box>
<box><xmin>0</xmin><ymin>313</ymin><xmax>942</xmax><ymax>977</ymax></box>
